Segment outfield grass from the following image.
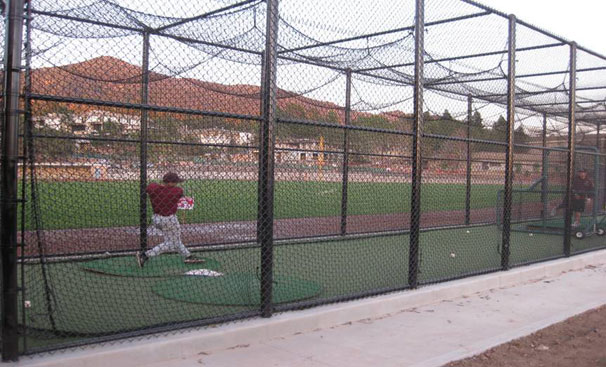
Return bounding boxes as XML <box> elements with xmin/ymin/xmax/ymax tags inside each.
<box><xmin>21</xmin><ymin>223</ymin><xmax>604</xmax><ymax>353</ymax></box>
<box><xmin>20</xmin><ymin>180</ymin><xmax>517</xmax><ymax>230</ymax></box>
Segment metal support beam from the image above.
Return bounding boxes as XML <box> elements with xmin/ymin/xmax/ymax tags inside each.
<box><xmin>541</xmin><ymin>114</ymin><xmax>548</xmax><ymax>223</ymax></box>
<box><xmin>258</xmin><ymin>0</ymin><xmax>280</xmax><ymax>318</ymax></box>
<box><xmin>20</xmin><ymin>0</ymin><xmax>34</xmax><ymax>353</ymax></box>
<box><xmin>465</xmin><ymin>96</ymin><xmax>472</xmax><ymax>225</ymax></box>
<box><xmin>597</xmin><ymin>123</ymin><xmax>601</xmax><ymax>152</ymax></box>
<box><xmin>340</xmin><ymin>69</ymin><xmax>352</xmax><ymax>235</ymax></box>
<box><xmin>517</xmin><ymin>100</ymin><xmax>606</xmax><ymax>108</ymax></box>
<box><xmin>500</xmin><ymin>14</ymin><xmax>516</xmax><ymax>271</ymax></box>
<box><xmin>598</xmin><ymin>123</ymin><xmax>606</xmax><ymax>212</ymax></box>
<box><xmin>279</xmin><ymin>11</ymin><xmax>489</xmax><ymax>55</ymax></box>
<box><xmin>139</xmin><ymin>32</ymin><xmax>150</xmax><ymax>254</ymax></box>
<box><xmin>408</xmin><ymin>0</ymin><xmax>424</xmax><ymax>289</ymax></box>
<box><xmin>355</xmin><ymin>42</ymin><xmax>563</xmax><ymax>73</ymax></box>
<box><xmin>2</xmin><ymin>0</ymin><xmax>26</xmax><ymax>361</ymax></box>
<box><xmin>563</xmin><ymin>43</ymin><xmax>577</xmax><ymax>256</ymax></box>
<box><xmin>460</xmin><ymin>0</ymin><xmax>570</xmax><ymax>45</ymax></box>
<box><xmin>429</xmin><ymin>66</ymin><xmax>606</xmax><ymax>86</ymax></box>
<box><xmin>481</xmin><ymin>84</ymin><xmax>606</xmax><ymax>99</ymax></box>
<box><xmin>154</xmin><ymin>0</ymin><xmax>260</xmax><ymax>32</ymax></box>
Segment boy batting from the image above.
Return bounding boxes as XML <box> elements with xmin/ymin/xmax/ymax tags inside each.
<box><xmin>136</xmin><ymin>172</ymin><xmax>204</xmax><ymax>267</ymax></box>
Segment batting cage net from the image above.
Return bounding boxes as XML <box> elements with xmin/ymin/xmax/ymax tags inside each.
<box><xmin>1</xmin><ymin>0</ymin><xmax>606</xmax><ymax>357</ymax></box>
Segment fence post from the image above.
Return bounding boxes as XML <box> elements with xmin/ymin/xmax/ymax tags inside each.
<box><xmin>140</xmin><ymin>31</ymin><xmax>150</xmax><ymax>253</ymax></box>
<box><xmin>408</xmin><ymin>0</ymin><xmax>424</xmax><ymax>288</ymax></box>
<box><xmin>257</xmin><ymin>0</ymin><xmax>280</xmax><ymax>318</ymax></box>
<box><xmin>595</xmin><ymin>121</ymin><xmax>601</xmax><ymax>154</ymax></box>
<box><xmin>340</xmin><ymin>69</ymin><xmax>352</xmax><ymax>235</ymax></box>
<box><xmin>465</xmin><ymin>95</ymin><xmax>472</xmax><ymax>225</ymax></box>
<box><xmin>597</xmin><ymin>123</ymin><xmax>603</xmax><ymax>210</ymax></box>
<box><xmin>20</xmin><ymin>0</ymin><xmax>34</xmax><ymax>352</ymax></box>
<box><xmin>563</xmin><ymin>42</ymin><xmax>577</xmax><ymax>256</ymax></box>
<box><xmin>541</xmin><ymin>113</ymin><xmax>548</xmax><ymax>222</ymax></box>
<box><xmin>501</xmin><ymin>14</ymin><xmax>516</xmax><ymax>271</ymax></box>
<box><xmin>1</xmin><ymin>0</ymin><xmax>26</xmax><ymax>361</ymax></box>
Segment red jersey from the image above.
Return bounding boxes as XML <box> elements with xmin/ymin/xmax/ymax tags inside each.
<box><xmin>573</xmin><ymin>176</ymin><xmax>594</xmax><ymax>198</ymax></box>
<box><xmin>146</xmin><ymin>183</ymin><xmax>183</xmax><ymax>216</ymax></box>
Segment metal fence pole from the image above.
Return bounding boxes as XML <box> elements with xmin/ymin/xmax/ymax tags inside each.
<box><xmin>603</xmin><ymin>150</ymin><xmax>606</xmax><ymax>217</ymax></box>
<box><xmin>340</xmin><ymin>69</ymin><xmax>352</xmax><ymax>235</ymax></box>
<box><xmin>595</xmin><ymin>121</ymin><xmax>601</xmax><ymax>153</ymax></box>
<box><xmin>257</xmin><ymin>0</ymin><xmax>280</xmax><ymax>318</ymax></box>
<box><xmin>140</xmin><ymin>31</ymin><xmax>150</xmax><ymax>253</ymax></box>
<box><xmin>20</xmin><ymin>0</ymin><xmax>34</xmax><ymax>353</ymax></box>
<box><xmin>563</xmin><ymin>42</ymin><xmax>577</xmax><ymax>256</ymax></box>
<box><xmin>541</xmin><ymin>113</ymin><xmax>548</xmax><ymax>222</ymax></box>
<box><xmin>597</xmin><ymin>123</ymin><xmax>603</xmax><ymax>210</ymax></box>
<box><xmin>408</xmin><ymin>0</ymin><xmax>424</xmax><ymax>288</ymax></box>
<box><xmin>1</xmin><ymin>0</ymin><xmax>26</xmax><ymax>361</ymax></box>
<box><xmin>465</xmin><ymin>95</ymin><xmax>472</xmax><ymax>225</ymax></box>
<box><xmin>593</xmin><ymin>148</ymin><xmax>599</xmax><ymax>221</ymax></box>
<box><xmin>501</xmin><ymin>14</ymin><xmax>516</xmax><ymax>271</ymax></box>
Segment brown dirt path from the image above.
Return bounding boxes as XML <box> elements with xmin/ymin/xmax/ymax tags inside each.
<box><xmin>21</xmin><ymin>202</ymin><xmax>545</xmax><ymax>256</ymax></box>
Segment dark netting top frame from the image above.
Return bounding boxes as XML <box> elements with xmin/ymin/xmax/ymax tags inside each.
<box><xmin>19</xmin><ymin>0</ymin><xmax>606</xmax><ymax>128</ymax></box>
<box><xmin>3</xmin><ymin>0</ymin><xmax>606</xmax><ymax>359</ymax></box>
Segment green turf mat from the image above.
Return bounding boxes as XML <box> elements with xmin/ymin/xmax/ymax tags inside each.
<box><xmin>152</xmin><ymin>273</ymin><xmax>322</xmax><ymax>306</ymax></box>
<box><xmin>24</xmin><ymin>225</ymin><xmax>606</xmax><ymax>351</ymax></box>
<box><xmin>82</xmin><ymin>254</ymin><xmax>221</xmax><ymax>277</ymax></box>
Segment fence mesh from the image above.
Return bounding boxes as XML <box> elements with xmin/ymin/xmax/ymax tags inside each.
<box><xmin>1</xmin><ymin>0</ymin><xmax>606</xmax><ymax>356</ymax></box>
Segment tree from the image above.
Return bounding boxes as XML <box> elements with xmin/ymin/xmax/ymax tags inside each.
<box><xmin>423</xmin><ymin>111</ymin><xmax>432</xmax><ymax>121</ymax></box>
<box><xmin>326</xmin><ymin>111</ymin><xmax>339</xmax><ymax>124</ymax></box>
<box><xmin>354</xmin><ymin>114</ymin><xmax>391</xmax><ymax>129</ymax></box>
<box><xmin>514</xmin><ymin>125</ymin><xmax>529</xmax><ymax>152</ymax></box>
<box><xmin>471</xmin><ymin>110</ymin><xmax>483</xmax><ymax>127</ymax></box>
<box><xmin>492</xmin><ymin>115</ymin><xmax>507</xmax><ymax>132</ymax></box>
<box><xmin>350</xmin><ymin>114</ymin><xmax>401</xmax><ymax>159</ymax></box>
<box><xmin>54</xmin><ymin>106</ymin><xmax>76</xmax><ymax>133</ymax></box>
<box><xmin>276</xmin><ymin>103</ymin><xmax>314</xmax><ymax>141</ymax></box>
<box><xmin>279</xmin><ymin>103</ymin><xmax>306</xmax><ymax>119</ymax></box>
<box><xmin>99</xmin><ymin>118</ymin><xmax>124</xmax><ymax>137</ymax></box>
<box><xmin>442</xmin><ymin>109</ymin><xmax>453</xmax><ymax>121</ymax></box>
<box><xmin>35</xmin><ymin>126</ymin><xmax>77</xmax><ymax>160</ymax></box>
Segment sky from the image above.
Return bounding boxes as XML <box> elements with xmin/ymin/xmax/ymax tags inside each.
<box><xmin>479</xmin><ymin>0</ymin><xmax>606</xmax><ymax>55</ymax></box>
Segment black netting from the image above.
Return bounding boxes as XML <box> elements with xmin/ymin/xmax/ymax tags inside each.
<box><xmin>1</xmin><ymin>0</ymin><xmax>606</xmax><ymax>357</ymax></box>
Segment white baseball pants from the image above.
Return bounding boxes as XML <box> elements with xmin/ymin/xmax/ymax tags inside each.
<box><xmin>145</xmin><ymin>214</ymin><xmax>191</xmax><ymax>258</ymax></box>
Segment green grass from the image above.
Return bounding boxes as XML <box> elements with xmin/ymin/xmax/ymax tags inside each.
<box><xmin>21</xmin><ymin>223</ymin><xmax>605</xmax><ymax>353</ymax></box>
<box><xmin>20</xmin><ymin>180</ymin><xmax>515</xmax><ymax>230</ymax></box>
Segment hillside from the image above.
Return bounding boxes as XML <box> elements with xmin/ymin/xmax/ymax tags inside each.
<box><xmin>28</xmin><ymin>56</ymin><xmax>369</xmax><ymax>124</ymax></box>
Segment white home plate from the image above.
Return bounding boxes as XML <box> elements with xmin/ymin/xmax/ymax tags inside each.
<box><xmin>184</xmin><ymin>269</ymin><xmax>224</xmax><ymax>277</ymax></box>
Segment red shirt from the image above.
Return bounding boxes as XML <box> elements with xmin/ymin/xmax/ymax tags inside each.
<box><xmin>573</xmin><ymin>176</ymin><xmax>594</xmax><ymax>198</ymax></box>
<box><xmin>146</xmin><ymin>183</ymin><xmax>183</xmax><ymax>216</ymax></box>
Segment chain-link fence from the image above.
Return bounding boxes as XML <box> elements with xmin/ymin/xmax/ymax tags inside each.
<box><xmin>2</xmin><ymin>0</ymin><xmax>606</xmax><ymax>358</ymax></box>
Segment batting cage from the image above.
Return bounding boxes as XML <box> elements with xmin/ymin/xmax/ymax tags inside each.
<box><xmin>2</xmin><ymin>0</ymin><xmax>606</xmax><ymax>359</ymax></box>
<box><xmin>497</xmin><ymin>146</ymin><xmax>606</xmax><ymax>240</ymax></box>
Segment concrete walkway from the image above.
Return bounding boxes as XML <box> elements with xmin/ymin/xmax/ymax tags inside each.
<box><xmin>14</xmin><ymin>250</ymin><xmax>606</xmax><ymax>367</ymax></box>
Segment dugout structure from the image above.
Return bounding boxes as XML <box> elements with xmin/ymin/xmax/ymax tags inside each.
<box><xmin>3</xmin><ymin>0</ymin><xmax>606</xmax><ymax>359</ymax></box>
<box><xmin>497</xmin><ymin>146</ymin><xmax>606</xmax><ymax>239</ymax></box>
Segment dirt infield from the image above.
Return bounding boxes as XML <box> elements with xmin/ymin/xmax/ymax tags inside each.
<box><xmin>21</xmin><ymin>203</ymin><xmax>544</xmax><ymax>256</ymax></box>
<box><xmin>445</xmin><ymin>304</ymin><xmax>606</xmax><ymax>367</ymax></box>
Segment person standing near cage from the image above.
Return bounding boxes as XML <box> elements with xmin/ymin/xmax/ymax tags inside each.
<box><xmin>136</xmin><ymin>172</ymin><xmax>204</xmax><ymax>267</ymax></box>
<box><xmin>550</xmin><ymin>169</ymin><xmax>594</xmax><ymax>227</ymax></box>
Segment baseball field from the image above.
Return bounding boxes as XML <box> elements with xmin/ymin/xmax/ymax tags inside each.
<box><xmin>21</xmin><ymin>180</ymin><xmax>529</xmax><ymax>230</ymax></box>
<box><xmin>20</xmin><ymin>177</ymin><xmax>588</xmax><ymax>353</ymax></box>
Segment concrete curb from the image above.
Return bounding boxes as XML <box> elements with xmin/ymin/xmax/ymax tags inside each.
<box><xmin>13</xmin><ymin>249</ymin><xmax>606</xmax><ymax>367</ymax></box>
